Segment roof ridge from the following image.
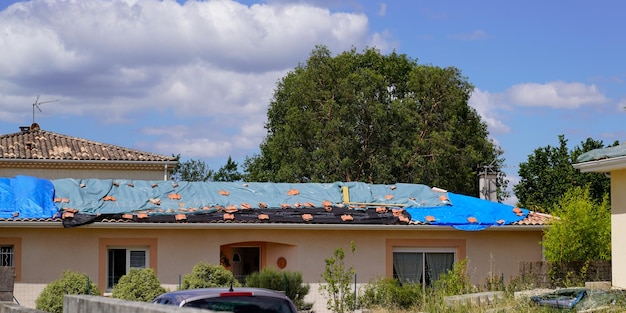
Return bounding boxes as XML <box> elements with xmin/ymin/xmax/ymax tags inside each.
<box><xmin>0</xmin><ymin>127</ymin><xmax>176</xmax><ymax>161</ymax></box>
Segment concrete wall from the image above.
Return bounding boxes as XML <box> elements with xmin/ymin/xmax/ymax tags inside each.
<box><xmin>0</xmin><ymin>301</ymin><xmax>46</xmax><ymax>313</ymax></box>
<box><xmin>612</xmin><ymin>169</ymin><xmax>626</xmax><ymax>289</ymax></box>
<box><xmin>1</xmin><ymin>225</ymin><xmax>544</xmax><ymax>310</ymax></box>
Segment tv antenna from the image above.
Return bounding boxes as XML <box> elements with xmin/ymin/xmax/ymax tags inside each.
<box><xmin>32</xmin><ymin>95</ymin><xmax>59</xmax><ymax>124</ymax></box>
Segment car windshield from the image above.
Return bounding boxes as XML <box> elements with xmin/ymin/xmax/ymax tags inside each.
<box><xmin>184</xmin><ymin>295</ymin><xmax>294</xmax><ymax>313</ymax></box>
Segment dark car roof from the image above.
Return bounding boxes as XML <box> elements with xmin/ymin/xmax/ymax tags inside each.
<box><xmin>154</xmin><ymin>287</ymin><xmax>291</xmax><ymax>306</ymax></box>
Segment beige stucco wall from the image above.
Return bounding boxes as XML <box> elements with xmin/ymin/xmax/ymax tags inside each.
<box><xmin>0</xmin><ymin>168</ymin><xmax>168</xmax><ymax>180</ymax></box>
<box><xmin>1</xmin><ymin>224</ymin><xmax>543</xmax><ymax>309</ymax></box>
<box><xmin>611</xmin><ymin>169</ymin><xmax>626</xmax><ymax>289</ymax></box>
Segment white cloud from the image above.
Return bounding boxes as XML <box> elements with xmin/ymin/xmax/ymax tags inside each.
<box><xmin>506</xmin><ymin>81</ymin><xmax>608</xmax><ymax>108</ymax></box>
<box><xmin>0</xmin><ymin>0</ymin><xmax>387</xmax><ymax>161</ymax></box>
<box><xmin>468</xmin><ymin>88</ymin><xmax>510</xmax><ymax>134</ymax></box>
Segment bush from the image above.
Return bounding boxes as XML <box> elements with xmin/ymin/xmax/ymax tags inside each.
<box><xmin>433</xmin><ymin>258</ymin><xmax>474</xmax><ymax>296</ymax></box>
<box><xmin>35</xmin><ymin>270</ymin><xmax>100</xmax><ymax>313</ymax></box>
<box><xmin>359</xmin><ymin>278</ymin><xmax>422</xmax><ymax>310</ymax></box>
<box><xmin>181</xmin><ymin>261</ymin><xmax>240</xmax><ymax>289</ymax></box>
<box><xmin>111</xmin><ymin>268</ymin><xmax>167</xmax><ymax>302</ymax></box>
<box><xmin>319</xmin><ymin>242</ymin><xmax>356</xmax><ymax>313</ymax></box>
<box><xmin>245</xmin><ymin>268</ymin><xmax>311</xmax><ymax>310</ymax></box>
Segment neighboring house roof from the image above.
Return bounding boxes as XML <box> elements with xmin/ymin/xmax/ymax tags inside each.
<box><xmin>0</xmin><ymin>123</ymin><xmax>176</xmax><ymax>163</ymax></box>
<box><xmin>0</xmin><ymin>176</ymin><xmax>550</xmax><ymax>230</ymax></box>
<box><xmin>574</xmin><ymin>143</ymin><xmax>626</xmax><ymax>173</ymax></box>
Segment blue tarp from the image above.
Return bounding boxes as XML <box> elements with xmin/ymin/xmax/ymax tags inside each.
<box><xmin>405</xmin><ymin>193</ymin><xmax>529</xmax><ymax>231</ymax></box>
<box><xmin>0</xmin><ymin>175</ymin><xmax>57</xmax><ymax>219</ymax></box>
<box><xmin>1</xmin><ymin>176</ymin><xmax>531</xmax><ymax>231</ymax></box>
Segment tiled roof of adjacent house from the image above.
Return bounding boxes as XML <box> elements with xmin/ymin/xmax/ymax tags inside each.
<box><xmin>0</xmin><ymin>123</ymin><xmax>176</xmax><ymax>162</ymax></box>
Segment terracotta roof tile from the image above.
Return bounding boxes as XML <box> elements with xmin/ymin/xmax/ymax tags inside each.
<box><xmin>0</xmin><ymin>125</ymin><xmax>176</xmax><ymax>162</ymax></box>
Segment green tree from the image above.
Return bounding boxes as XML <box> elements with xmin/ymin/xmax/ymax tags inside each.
<box><xmin>245</xmin><ymin>268</ymin><xmax>310</xmax><ymax>310</ymax></box>
<box><xmin>213</xmin><ymin>156</ymin><xmax>242</xmax><ymax>182</ymax></box>
<box><xmin>172</xmin><ymin>157</ymin><xmax>215</xmax><ymax>182</ymax></box>
<box><xmin>180</xmin><ymin>261</ymin><xmax>240</xmax><ymax>289</ymax></box>
<box><xmin>111</xmin><ymin>268</ymin><xmax>167</xmax><ymax>302</ymax></box>
<box><xmin>35</xmin><ymin>270</ymin><xmax>100</xmax><ymax>313</ymax></box>
<box><xmin>514</xmin><ymin>135</ymin><xmax>613</xmax><ymax>212</ymax></box>
<box><xmin>244</xmin><ymin>46</ymin><xmax>504</xmax><ymax>197</ymax></box>
<box><xmin>543</xmin><ymin>186</ymin><xmax>611</xmax><ymax>263</ymax></box>
<box><xmin>320</xmin><ymin>242</ymin><xmax>356</xmax><ymax>313</ymax></box>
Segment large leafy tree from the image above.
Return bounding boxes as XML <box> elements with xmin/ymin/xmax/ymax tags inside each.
<box><xmin>514</xmin><ymin>135</ymin><xmax>613</xmax><ymax>212</ymax></box>
<box><xmin>245</xmin><ymin>46</ymin><xmax>502</xmax><ymax>196</ymax></box>
<box><xmin>543</xmin><ymin>186</ymin><xmax>611</xmax><ymax>263</ymax></box>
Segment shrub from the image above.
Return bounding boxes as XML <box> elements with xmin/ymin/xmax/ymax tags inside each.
<box><xmin>35</xmin><ymin>270</ymin><xmax>100</xmax><ymax>313</ymax></box>
<box><xmin>111</xmin><ymin>268</ymin><xmax>167</xmax><ymax>302</ymax></box>
<box><xmin>433</xmin><ymin>258</ymin><xmax>474</xmax><ymax>296</ymax></box>
<box><xmin>181</xmin><ymin>261</ymin><xmax>240</xmax><ymax>289</ymax></box>
<box><xmin>359</xmin><ymin>278</ymin><xmax>422</xmax><ymax>310</ymax></box>
<box><xmin>245</xmin><ymin>268</ymin><xmax>310</xmax><ymax>310</ymax></box>
<box><xmin>319</xmin><ymin>242</ymin><xmax>356</xmax><ymax>313</ymax></box>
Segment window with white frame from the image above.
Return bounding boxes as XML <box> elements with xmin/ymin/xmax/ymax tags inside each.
<box><xmin>0</xmin><ymin>246</ymin><xmax>13</xmax><ymax>267</ymax></box>
<box><xmin>392</xmin><ymin>247</ymin><xmax>455</xmax><ymax>286</ymax></box>
<box><xmin>107</xmin><ymin>247</ymin><xmax>149</xmax><ymax>289</ymax></box>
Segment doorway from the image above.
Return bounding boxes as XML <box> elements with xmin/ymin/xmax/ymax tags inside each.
<box><xmin>231</xmin><ymin>247</ymin><xmax>260</xmax><ymax>283</ymax></box>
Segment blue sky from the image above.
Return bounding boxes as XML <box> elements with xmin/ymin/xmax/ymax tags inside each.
<box><xmin>0</xmin><ymin>0</ymin><xmax>624</xmax><ymax>205</ymax></box>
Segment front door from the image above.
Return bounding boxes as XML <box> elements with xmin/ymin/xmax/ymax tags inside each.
<box><xmin>231</xmin><ymin>247</ymin><xmax>260</xmax><ymax>283</ymax></box>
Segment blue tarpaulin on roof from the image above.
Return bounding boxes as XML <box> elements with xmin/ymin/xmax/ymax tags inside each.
<box><xmin>49</xmin><ymin>179</ymin><xmax>450</xmax><ymax>214</ymax></box>
<box><xmin>1</xmin><ymin>176</ymin><xmax>531</xmax><ymax>230</ymax></box>
<box><xmin>0</xmin><ymin>175</ymin><xmax>57</xmax><ymax>219</ymax></box>
<box><xmin>405</xmin><ymin>192</ymin><xmax>529</xmax><ymax>231</ymax></box>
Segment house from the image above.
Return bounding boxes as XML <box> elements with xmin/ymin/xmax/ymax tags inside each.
<box><xmin>0</xmin><ymin>123</ymin><xmax>178</xmax><ymax>180</ymax></box>
<box><xmin>0</xmin><ymin>176</ymin><xmax>548</xmax><ymax>312</ymax></box>
<box><xmin>573</xmin><ymin>143</ymin><xmax>626</xmax><ymax>289</ymax></box>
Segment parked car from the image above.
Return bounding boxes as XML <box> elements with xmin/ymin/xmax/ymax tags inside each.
<box><xmin>152</xmin><ymin>287</ymin><xmax>298</xmax><ymax>313</ymax></box>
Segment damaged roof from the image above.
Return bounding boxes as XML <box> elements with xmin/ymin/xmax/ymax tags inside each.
<box><xmin>0</xmin><ymin>176</ymin><xmax>549</xmax><ymax>230</ymax></box>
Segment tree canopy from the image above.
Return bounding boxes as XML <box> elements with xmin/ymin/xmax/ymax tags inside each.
<box><xmin>172</xmin><ymin>156</ymin><xmax>242</xmax><ymax>182</ymax></box>
<box><xmin>543</xmin><ymin>186</ymin><xmax>611</xmax><ymax>263</ymax></box>
<box><xmin>513</xmin><ymin>135</ymin><xmax>613</xmax><ymax>212</ymax></box>
<box><xmin>244</xmin><ymin>46</ymin><xmax>503</xmax><ymax>196</ymax></box>
<box><xmin>172</xmin><ymin>157</ymin><xmax>214</xmax><ymax>182</ymax></box>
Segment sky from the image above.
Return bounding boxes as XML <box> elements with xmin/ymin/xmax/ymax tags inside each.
<box><xmin>0</xmin><ymin>0</ymin><xmax>624</xmax><ymax>205</ymax></box>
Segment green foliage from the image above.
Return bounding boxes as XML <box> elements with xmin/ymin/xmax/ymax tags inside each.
<box><xmin>358</xmin><ymin>278</ymin><xmax>422</xmax><ymax>310</ymax></box>
<box><xmin>213</xmin><ymin>156</ymin><xmax>242</xmax><ymax>182</ymax></box>
<box><xmin>111</xmin><ymin>268</ymin><xmax>167</xmax><ymax>302</ymax></box>
<box><xmin>434</xmin><ymin>259</ymin><xmax>474</xmax><ymax>296</ymax></box>
<box><xmin>172</xmin><ymin>158</ymin><xmax>215</xmax><ymax>182</ymax></box>
<box><xmin>181</xmin><ymin>261</ymin><xmax>240</xmax><ymax>289</ymax></box>
<box><xmin>35</xmin><ymin>270</ymin><xmax>100</xmax><ymax>313</ymax></box>
<box><xmin>543</xmin><ymin>186</ymin><xmax>611</xmax><ymax>263</ymax></box>
<box><xmin>514</xmin><ymin>135</ymin><xmax>613</xmax><ymax>212</ymax></box>
<box><xmin>245</xmin><ymin>268</ymin><xmax>311</xmax><ymax>310</ymax></box>
<box><xmin>245</xmin><ymin>45</ymin><xmax>503</xmax><ymax>197</ymax></box>
<box><xmin>319</xmin><ymin>242</ymin><xmax>356</xmax><ymax>313</ymax></box>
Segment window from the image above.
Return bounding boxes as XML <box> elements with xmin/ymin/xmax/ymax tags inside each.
<box><xmin>0</xmin><ymin>246</ymin><xmax>13</xmax><ymax>267</ymax></box>
<box><xmin>0</xmin><ymin>238</ymin><xmax>20</xmax><ymax>281</ymax></box>
<box><xmin>392</xmin><ymin>247</ymin><xmax>455</xmax><ymax>286</ymax></box>
<box><xmin>99</xmin><ymin>238</ymin><xmax>157</xmax><ymax>293</ymax></box>
<box><xmin>107</xmin><ymin>247</ymin><xmax>148</xmax><ymax>289</ymax></box>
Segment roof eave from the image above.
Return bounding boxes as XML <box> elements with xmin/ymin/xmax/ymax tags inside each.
<box><xmin>0</xmin><ymin>221</ymin><xmax>546</xmax><ymax>231</ymax></box>
<box><xmin>0</xmin><ymin>159</ymin><xmax>178</xmax><ymax>165</ymax></box>
<box><xmin>573</xmin><ymin>155</ymin><xmax>626</xmax><ymax>173</ymax></box>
